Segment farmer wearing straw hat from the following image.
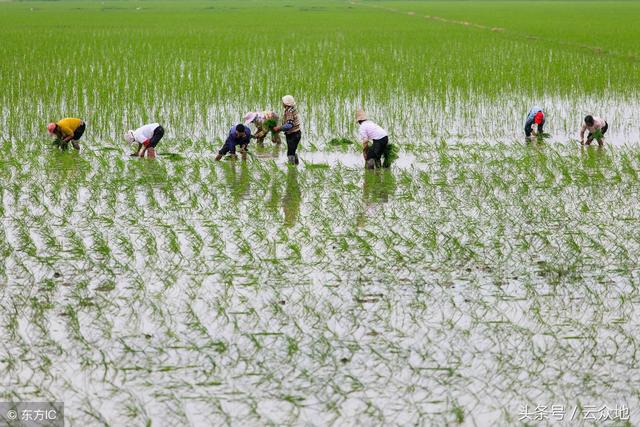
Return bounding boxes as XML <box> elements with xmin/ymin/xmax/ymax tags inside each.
<box><xmin>357</xmin><ymin>109</ymin><xmax>389</xmax><ymax>169</ymax></box>
<box><xmin>244</xmin><ymin>111</ymin><xmax>281</xmax><ymax>144</ymax></box>
<box><xmin>124</xmin><ymin>123</ymin><xmax>165</xmax><ymax>158</ymax></box>
<box><xmin>272</xmin><ymin>95</ymin><xmax>302</xmax><ymax>165</ymax></box>
<box><xmin>215</xmin><ymin>124</ymin><xmax>252</xmax><ymax>161</ymax></box>
<box><xmin>47</xmin><ymin>118</ymin><xmax>85</xmax><ymax>150</ymax></box>
<box><xmin>524</xmin><ymin>107</ymin><xmax>545</xmax><ymax>138</ymax></box>
<box><xmin>580</xmin><ymin>115</ymin><xmax>609</xmax><ymax>146</ymax></box>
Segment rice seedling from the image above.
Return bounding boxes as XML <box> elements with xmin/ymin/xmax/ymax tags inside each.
<box><xmin>0</xmin><ymin>0</ymin><xmax>639</xmax><ymax>425</ymax></box>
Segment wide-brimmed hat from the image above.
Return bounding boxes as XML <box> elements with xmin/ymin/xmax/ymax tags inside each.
<box><xmin>282</xmin><ymin>95</ymin><xmax>295</xmax><ymax>107</ymax></box>
<box><xmin>356</xmin><ymin>109</ymin><xmax>367</xmax><ymax>121</ymax></box>
<box><xmin>243</xmin><ymin>112</ymin><xmax>258</xmax><ymax>125</ymax></box>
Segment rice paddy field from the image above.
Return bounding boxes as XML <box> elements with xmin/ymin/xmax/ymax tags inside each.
<box><xmin>1</xmin><ymin>0</ymin><xmax>640</xmax><ymax>425</ymax></box>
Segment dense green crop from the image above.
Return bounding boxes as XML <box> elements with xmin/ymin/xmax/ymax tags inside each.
<box><xmin>1</xmin><ymin>1</ymin><xmax>639</xmax><ymax>425</ymax></box>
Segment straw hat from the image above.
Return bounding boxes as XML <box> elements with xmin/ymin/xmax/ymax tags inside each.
<box><xmin>356</xmin><ymin>109</ymin><xmax>367</xmax><ymax>121</ymax></box>
<box><xmin>243</xmin><ymin>112</ymin><xmax>258</xmax><ymax>125</ymax></box>
<box><xmin>282</xmin><ymin>95</ymin><xmax>296</xmax><ymax>107</ymax></box>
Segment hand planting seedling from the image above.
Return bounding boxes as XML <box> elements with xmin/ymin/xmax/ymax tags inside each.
<box><xmin>524</xmin><ymin>107</ymin><xmax>545</xmax><ymax>140</ymax></box>
<box><xmin>124</xmin><ymin>123</ymin><xmax>165</xmax><ymax>158</ymax></box>
<box><xmin>356</xmin><ymin>109</ymin><xmax>391</xmax><ymax>169</ymax></box>
<box><xmin>244</xmin><ymin>111</ymin><xmax>281</xmax><ymax>144</ymax></box>
<box><xmin>47</xmin><ymin>118</ymin><xmax>85</xmax><ymax>150</ymax></box>
<box><xmin>580</xmin><ymin>115</ymin><xmax>609</xmax><ymax>146</ymax></box>
<box><xmin>215</xmin><ymin>124</ymin><xmax>251</xmax><ymax>161</ymax></box>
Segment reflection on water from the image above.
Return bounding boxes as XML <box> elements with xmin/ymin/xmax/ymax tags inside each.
<box><xmin>363</xmin><ymin>169</ymin><xmax>396</xmax><ymax>204</ymax></box>
<box><xmin>358</xmin><ymin>169</ymin><xmax>397</xmax><ymax>226</ymax></box>
<box><xmin>46</xmin><ymin>149</ymin><xmax>90</xmax><ymax>187</ymax></box>
<box><xmin>579</xmin><ymin>144</ymin><xmax>612</xmax><ymax>178</ymax></box>
<box><xmin>301</xmin><ymin>151</ymin><xmax>417</xmax><ymax>170</ymax></box>
<box><xmin>221</xmin><ymin>161</ymin><xmax>250</xmax><ymax>201</ymax></box>
<box><xmin>282</xmin><ymin>167</ymin><xmax>301</xmax><ymax>227</ymax></box>
<box><xmin>253</xmin><ymin>143</ymin><xmax>280</xmax><ymax>160</ymax></box>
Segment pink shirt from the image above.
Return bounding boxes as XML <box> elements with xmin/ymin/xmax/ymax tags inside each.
<box><xmin>358</xmin><ymin>120</ymin><xmax>388</xmax><ymax>142</ymax></box>
<box><xmin>580</xmin><ymin>116</ymin><xmax>606</xmax><ymax>139</ymax></box>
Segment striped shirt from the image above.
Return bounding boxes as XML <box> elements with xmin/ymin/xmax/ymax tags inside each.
<box><xmin>282</xmin><ymin>106</ymin><xmax>301</xmax><ymax>134</ymax></box>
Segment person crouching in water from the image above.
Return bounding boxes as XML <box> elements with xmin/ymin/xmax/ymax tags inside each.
<box><xmin>124</xmin><ymin>123</ymin><xmax>165</xmax><ymax>158</ymax></box>
<box><xmin>580</xmin><ymin>115</ymin><xmax>609</xmax><ymax>146</ymax></box>
<box><xmin>47</xmin><ymin>118</ymin><xmax>85</xmax><ymax>150</ymax></box>
<box><xmin>272</xmin><ymin>95</ymin><xmax>301</xmax><ymax>165</ymax></box>
<box><xmin>524</xmin><ymin>107</ymin><xmax>545</xmax><ymax>139</ymax></box>
<box><xmin>357</xmin><ymin>109</ymin><xmax>389</xmax><ymax>169</ymax></box>
<box><xmin>216</xmin><ymin>124</ymin><xmax>252</xmax><ymax>161</ymax></box>
<box><xmin>244</xmin><ymin>111</ymin><xmax>281</xmax><ymax>144</ymax></box>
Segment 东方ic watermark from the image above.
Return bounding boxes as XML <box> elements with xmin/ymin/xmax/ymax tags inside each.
<box><xmin>0</xmin><ymin>402</ymin><xmax>63</xmax><ymax>427</ymax></box>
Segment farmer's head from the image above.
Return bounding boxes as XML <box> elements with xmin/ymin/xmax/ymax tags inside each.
<box><xmin>282</xmin><ymin>95</ymin><xmax>295</xmax><ymax>108</ymax></box>
<box><xmin>356</xmin><ymin>109</ymin><xmax>367</xmax><ymax>124</ymax></box>
<box><xmin>236</xmin><ymin>124</ymin><xmax>246</xmax><ymax>138</ymax></box>
<box><xmin>124</xmin><ymin>130</ymin><xmax>135</xmax><ymax>144</ymax></box>
<box><xmin>585</xmin><ymin>115</ymin><xmax>594</xmax><ymax>126</ymax></box>
<box><xmin>47</xmin><ymin>123</ymin><xmax>58</xmax><ymax>135</ymax></box>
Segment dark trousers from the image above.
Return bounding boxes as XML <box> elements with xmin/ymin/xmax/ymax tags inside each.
<box><xmin>73</xmin><ymin>122</ymin><xmax>86</xmax><ymax>140</ymax></box>
<box><xmin>285</xmin><ymin>131</ymin><xmax>301</xmax><ymax>157</ymax></box>
<box><xmin>219</xmin><ymin>141</ymin><xmax>243</xmax><ymax>156</ymax></box>
<box><xmin>149</xmin><ymin>125</ymin><xmax>164</xmax><ymax>147</ymax></box>
<box><xmin>367</xmin><ymin>136</ymin><xmax>388</xmax><ymax>166</ymax></box>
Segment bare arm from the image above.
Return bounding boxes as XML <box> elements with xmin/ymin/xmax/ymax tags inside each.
<box><xmin>579</xmin><ymin>124</ymin><xmax>587</xmax><ymax>141</ymax></box>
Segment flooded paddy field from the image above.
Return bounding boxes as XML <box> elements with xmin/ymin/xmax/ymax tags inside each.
<box><xmin>1</xmin><ymin>1</ymin><xmax>639</xmax><ymax>425</ymax></box>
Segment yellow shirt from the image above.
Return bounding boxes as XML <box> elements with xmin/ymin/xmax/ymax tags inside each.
<box><xmin>57</xmin><ymin>118</ymin><xmax>83</xmax><ymax>138</ymax></box>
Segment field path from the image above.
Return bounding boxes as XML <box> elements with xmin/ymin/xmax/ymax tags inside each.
<box><xmin>348</xmin><ymin>0</ymin><xmax>639</xmax><ymax>63</ymax></box>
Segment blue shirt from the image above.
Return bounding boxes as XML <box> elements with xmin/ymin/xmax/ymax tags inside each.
<box><xmin>225</xmin><ymin>125</ymin><xmax>251</xmax><ymax>147</ymax></box>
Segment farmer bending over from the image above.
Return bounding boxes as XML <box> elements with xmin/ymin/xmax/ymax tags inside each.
<box><xmin>524</xmin><ymin>107</ymin><xmax>545</xmax><ymax>139</ymax></box>
<box><xmin>244</xmin><ymin>111</ymin><xmax>281</xmax><ymax>144</ymax></box>
<box><xmin>357</xmin><ymin>109</ymin><xmax>389</xmax><ymax>169</ymax></box>
<box><xmin>47</xmin><ymin>118</ymin><xmax>85</xmax><ymax>150</ymax></box>
<box><xmin>272</xmin><ymin>95</ymin><xmax>302</xmax><ymax>165</ymax></box>
<box><xmin>580</xmin><ymin>115</ymin><xmax>609</xmax><ymax>146</ymax></box>
<box><xmin>124</xmin><ymin>123</ymin><xmax>165</xmax><ymax>158</ymax></box>
<box><xmin>216</xmin><ymin>124</ymin><xmax>252</xmax><ymax>161</ymax></box>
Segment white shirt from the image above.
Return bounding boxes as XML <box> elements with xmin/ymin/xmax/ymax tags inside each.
<box><xmin>133</xmin><ymin>123</ymin><xmax>160</xmax><ymax>143</ymax></box>
<box><xmin>358</xmin><ymin>120</ymin><xmax>388</xmax><ymax>142</ymax></box>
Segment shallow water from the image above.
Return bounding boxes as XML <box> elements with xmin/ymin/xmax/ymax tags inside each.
<box><xmin>2</xmin><ymin>141</ymin><xmax>640</xmax><ymax>425</ymax></box>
